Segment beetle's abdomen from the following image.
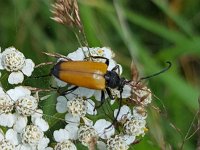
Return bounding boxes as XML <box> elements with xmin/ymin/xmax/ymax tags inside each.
<box><xmin>52</xmin><ymin>61</ymin><xmax>108</xmax><ymax>90</ymax></box>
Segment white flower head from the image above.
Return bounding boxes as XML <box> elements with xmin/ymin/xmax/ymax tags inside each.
<box><xmin>78</xmin><ymin>125</ymin><xmax>98</xmax><ymax>147</ymax></box>
<box><xmin>134</xmin><ymin>86</ymin><xmax>152</xmax><ymax>106</ymax></box>
<box><xmin>67</xmin><ymin>97</ymin><xmax>87</xmax><ymax>117</ymax></box>
<box><xmin>0</xmin><ymin>92</ymin><xmax>14</xmax><ymax>114</ymax></box>
<box><xmin>0</xmin><ymin>47</ymin><xmax>35</xmax><ymax>84</ymax></box>
<box><xmin>15</xmin><ymin>95</ymin><xmax>38</xmax><ymax>116</ymax></box>
<box><xmin>21</xmin><ymin>125</ymin><xmax>44</xmax><ymax>145</ymax></box>
<box><xmin>54</xmin><ymin>140</ymin><xmax>77</xmax><ymax>150</ymax></box>
<box><xmin>107</xmin><ymin>135</ymin><xmax>129</xmax><ymax>150</ymax></box>
<box><xmin>123</xmin><ymin>118</ymin><xmax>147</xmax><ymax>137</ymax></box>
<box><xmin>0</xmin><ymin>139</ymin><xmax>15</xmax><ymax>150</ymax></box>
<box><xmin>89</xmin><ymin>47</ymin><xmax>114</xmax><ymax>59</ymax></box>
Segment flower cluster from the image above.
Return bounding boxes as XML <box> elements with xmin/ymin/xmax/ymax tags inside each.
<box><xmin>0</xmin><ymin>46</ymin><xmax>152</xmax><ymax>150</ymax></box>
<box><xmin>0</xmin><ymin>47</ymin><xmax>35</xmax><ymax>84</ymax></box>
<box><xmin>0</xmin><ymin>86</ymin><xmax>51</xmax><ymax>149</ymax></box>
<box><xmin>53</xmin><ymin>47</ymin><xmax>152</xmax><ymax>149</ymax></box>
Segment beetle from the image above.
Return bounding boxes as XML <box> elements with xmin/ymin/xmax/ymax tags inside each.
<box><xmin>51</xmin><ymin>56</ymin><xmax>171</xmax><ymax>126</ymax></box>
<box><xmin>51</xmin><ymin>57</ymin><xmax>126</xmax><ymax>107</ymax></box>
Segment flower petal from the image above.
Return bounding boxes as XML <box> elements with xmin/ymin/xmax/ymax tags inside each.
<box><xmin>54</xmin><ymin>77</ymin><xmax>67</xmax><ymax>87</ymax></box>
<box><xmin>82</xmin><ymin>117</ymin><xmax>93</xmax><ymax>126</ymax></box>
<box><xmin>5</xmin><ymin>129</ymin><xmax>20</xmax><ymax>145</ymax></box>
<box><xmin>37</xmin><ymin>137</ymin><xmax>50</xmax><ymax>150</ymax></box>
<box><xmin>0</xmin><ymin>53</ymin><xmax>4</xmax><ymax>70</ymax></box>
<box><xmin>74</xmin><ymin>87</ymin><xmax>95</xmax><ymax>98</ymax></box>
<box><xmin>94</xmin><ymin>119</ymin><xmax>115</xmax><ymax>139</ymax></box>
<box><xmin>97</xmin><ymin>141</ymin><xmax>107</xmax><ymax>150</ymax></box>
<box><xmin>114</xmin><ymin>105</ymin><xmax>132</xmax><ymax>121</ymax></box>
<box><xmin>56</xmin><ymin>96</ymin><xmax>68</xmax><ymax>113</ymax></box>
<box><xmin>0</xmin><ymin>113</ymin><xmax>16</xmax><ymax>127</ymax></box>
<box><xmin>0</xmin><ymin>129</ymin><xmax>4</xmax><ymax>141</ymax></box>
<box><xmin>123</xmin><ymin>135</ymin><xmax>136</xmax><ymax>145</ymax></box>
<box><xmin>34</xmin><ymin>117</ymin><xmax>49</xmax><ymax>132</ymax></box>
<box><xmin>8</xmin><ymin>71</ymin><xmax>24</xmax><ymax>84</ymax></box>
<box><xmin>122</xmin><ymin>85</ymin><xmax>131</xmax><ymax>98</ymax></box>
<box><xmin>65</xmin><ymin>124</ymin><xmax>78</xmax><ymax>140</ymax></box>
<box><xmin>53</xmin><ymin>129</ymin><xmax>69</xmax><ymax>142</ymax></box>
<box><xmin>86</xmin><ymin>99</ymin><xmax>96</xmax><ymax>115</ymax></box>
<box><xmin>65</xmin><ymin>113</ymin><xmax>80</xmax><ymax>125</ymax></box>
<box><xmin>67</xmin><ymin>47</ymin><xmax>86</xmax><ymax>60</ymax></box>
<box><xmin>21</xmin><ymin>59</ymin><xmax>35</xmax><ymax>76</ymax></box>
<box><xmin>13</xmin><ymin>115</ymin><xmax>27</xmax><ymax>133</ymax></box>
<box><xmin>0</xmin><ymin>87</ymin><xmax>5</xmax><ymax>95</ymax></box>
<box><xmin>7</xmin><ymin>86</ymin><xmax>31</xmax><ymax>101</ymax></box>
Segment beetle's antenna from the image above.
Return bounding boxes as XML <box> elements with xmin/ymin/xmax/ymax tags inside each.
<box><xmin>139</xmin><ymin>61</ymin><xmax>172</xmax><ymax>81</ymax></box>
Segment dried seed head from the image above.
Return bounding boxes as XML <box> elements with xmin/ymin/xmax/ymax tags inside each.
<box><xmin>51</xmin><ymin>0</ymin><xmax>82</xmax><ymax>29</ymax></box>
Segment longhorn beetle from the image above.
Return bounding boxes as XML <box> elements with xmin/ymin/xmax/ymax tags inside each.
<box><xmin>50</xmin><ymin>55</ymin><xmax>171</xmax><ymax>127</ymax></box>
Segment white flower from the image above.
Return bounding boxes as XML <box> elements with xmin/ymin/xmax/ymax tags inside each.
<box><xmin>88</xmin><ymin>47</ymin><xmax>114</xmax><ymax>59</ymax></box>
<box><xmin>133</xmin><ymin>86</ymin><xmax>152</xmax><ymax>106</ymax></box>
<box><xmin>78</xmin><ymin>125</ymin><xmax>98</xmax><ymax>147</ymax></box>
<box><xmin>0</xmin><ymin>89</ymin><xmax>14</xmax><ymax>114</ymax></box>
<box><xmin>67</xmin><ymin>97</ymin><xmax>87</xmax><ymax>117</ymax></box>
<box><xmin>56</xmin><ymin>95</ymin><xmax>96</xmax><ymax>125</ymax></box>
<box><xmin>107</xmin><ymin>135</ymin><xmax>129</xmax><ymax>150</ymax></box>
<box><xmin>0</xmin><ymin>47</ymin><xmax>35</xmax><ymax>84</ymax></box>
<box><xmin>21</xmin><ymin>125</ymin><xmax>44</xmax><ymax>145</ymax></box>
<box><xmin>0</xmin><ymin>87</ymin><xmax>16</xmax><ymax>127</ymax></box>
<box><xmin>93</xmin><ymin>119</ymin><xmax>115</xmax><ymax>139</ymax></box>
<box><xmin>54</xmin><ymin>140</ymin><xmax>77</xmax><ymax>150</ymax></box>
<box><xmin>15</xmin><ymin>95</ymin><xmax>38</xmax><ymax>116</ymax></box>
<box><xmin>123</xmin><ymin>118</ymin><xmax>147</xmax><ymax>137</ymax></box>
<box><xmin>0</xmin><ymin>139</ymin><xmax>15</xmax><ymax>149</ymax></box>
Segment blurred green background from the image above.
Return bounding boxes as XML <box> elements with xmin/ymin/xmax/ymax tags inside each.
<box><xmin>0</xmin><ymin>0</ymin><xmax>200</xmax><ymax>149</ymax></box>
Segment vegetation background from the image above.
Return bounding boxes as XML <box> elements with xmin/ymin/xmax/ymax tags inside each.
<box><xmin>0</xmin><ymin>0</ymin><xmax>200</xmax><ymax>149</ymax></box>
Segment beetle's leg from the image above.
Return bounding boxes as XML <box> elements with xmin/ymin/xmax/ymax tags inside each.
<box><xmin>106</xmin><ymin>88</ymin><xmax>114</xmax><ymax>100</ymax></box>
<box><xmin>106</xmin><ymin>90</ymin><xmax>123</xmax><ymax>129</ymax></box>
<box><xmin>94</xmin><ymin>90</ymin><xmax>105</xmax><ymax>110</ymax></box>
<box><xmin>112</xmin><ymin>65</ymin><xmax>120</xmax><ymax>75</ymax></box>
<box><xmin>60</xmin><ymin>86</ymin><xmax>79</xmax><ymax>95</ymax></box>
<box><xmin>89</xmin><ymin>56</ymin><xmax>109</xmax><ymax>66</ymax></box>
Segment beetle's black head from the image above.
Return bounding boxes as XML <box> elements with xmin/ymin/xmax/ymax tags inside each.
<box><xmin>104</xmin><ymin>71</ymin><xmax>126</xmax><ymax>90</ymax></box>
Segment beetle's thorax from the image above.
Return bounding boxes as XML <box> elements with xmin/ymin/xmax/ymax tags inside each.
<box><xmin>104</xmin><ymin>71</ymin><xmax>126</xmax><ymax>90</ymax></box>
